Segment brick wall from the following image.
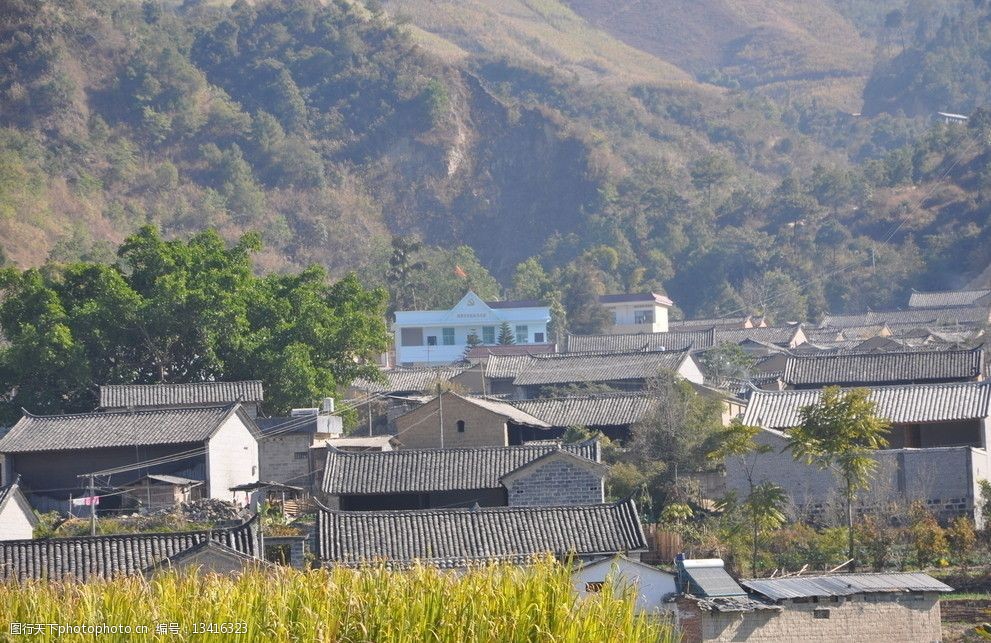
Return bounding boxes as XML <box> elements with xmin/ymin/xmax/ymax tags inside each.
<box><xmin>260</xmin><ymin>433</ymin><xmax>313</xmax><ymax>489</ymax></box>
<box><xmin>395</xmin><ymin>394</ymin><xmax>508</xmax><ymax>448</ymax></box>
<box><xmin>679</xmin><ymin>593</ymin><xmax>943</xmax><ymax>643</ymax></box>
<box><xmin>503</xmin><ymin>455</ymin><xmax>604</xmax><ymax>506</ymax></box>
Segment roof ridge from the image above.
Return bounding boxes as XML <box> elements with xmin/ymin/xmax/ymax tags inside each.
<box><xmin>319</xmin><ymin>499</ymin><xmax>630</xmax><ymax>517</ymax></box>
<box><xmin>18</xmin><ymin>403</ymin><xmax>234</xmax><ymax>421</ymax></box>
<box><xmin>1</xmin><ymin>514</ymin><xmax>257</xmax><ymax>545</ymax></box>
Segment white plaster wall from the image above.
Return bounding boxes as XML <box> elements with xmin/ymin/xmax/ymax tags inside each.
<box><xmin>573</xmin><ymin>558</ymin><xmax>676</xmax><ymax>613</ymax></box>
<box><xmin>205</xmin><ymin>415</ymin><xmax>259</xmax><ymax>501</ymax></box>
<box><xmin>0</xmin><ymin>498</ymin><xmax>35</xmax><ymax>540</ymax></box>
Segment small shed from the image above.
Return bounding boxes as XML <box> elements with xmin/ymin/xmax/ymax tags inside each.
<box><xmin>121</xmin><ymin>474</ymin><xmax>203</xmax><ymax>512</ymax></box>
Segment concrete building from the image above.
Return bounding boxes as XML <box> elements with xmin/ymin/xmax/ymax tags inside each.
<box><xmin>0</xmin><ymin>404</ymin><xmax>261</xmax><ymax>513</ymax></box>
<box><xmin>726</xmin><ymin>382</ymin><xmax>991</xmax><ymax>524</ymax></box>
<box><xmin>257</xmin><ymin>404</ymin><xmax>343</xmax><ymax>492</ymax></box>
<box><xmin>574</xmin><ymin>555</ymin><xmax>677</xmax><ymax>614</ymax></box>
<box><xmin>393</xmin><ymin>291</ymin><xmax>551</xmax><ymax>366</ymax></box>
<box><xmin>599</xmin><ymin>293</ymin><xmax>673</xmax><ymax>334</ymax></box>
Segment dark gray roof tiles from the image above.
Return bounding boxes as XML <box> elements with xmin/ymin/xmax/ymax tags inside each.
<box><xmin>511</xmin><ymin>350</ymin><xmax>692</xmax><ymax>387</ymax></box>
<box><xmin>321</xmin><ymin>440</ymin><xmax>599</xmax><ymax>495</ymax></box>
<box><xmin>0</xmin><ymin>405</ymin><xmax>243</xmax><ymax>453</ymax></box>
<box><xmin>742</xmin><ymin>572</ymin><xmax>952</xmax><ymax>600</ymax></box>
<box><xmin>713</xmin><ymin>326</ymin><xmax>805</xmax><ymax>347</ymax></box>
<box><xmin>909</xmin><ymin>290</ymin><xmax>991</xmax><ymax>309</ymax></box>
<box><xmin>100</xmin><ymin>381</ymin><xmax>263</xmax><ymax>409</ymax></box>
<box><xmin>0</xmin><ymin>516</ymin><xmax>260</xmax><ymax>582</ymax></box>
<box><xmin>742</xmin><ymin>381</ymin><xmax>991</xmax><ymax>428</ymax></box>
<box><xmin>564</xmin><ymin>328</ymin><xmax>715</xmax><ymax>353</ymax></box>
<box><xmin>352</xmin><ymin>367</ymin><xmax>470</xmax><ymax>394</ymax></box>
<box><xmin>511</xmin><ymin>394</ymin><xmax>655</xmax><ymax>427</ymax></box>
<box><xmin>669</xmin><ymin>316</ymin><xmax>761</xmax><ymax>330</ymax></box>
<box><xmin>316</xmin><ymin>498</ymin><xmax>648</xmax><ymax>565</ymax></box>
<box><xmin>822</xmin><ymin>307</ymin><xmax>991</xmax><ymax>328</ymax></box>
<box><xmin>782</xmin><ymin>347</ymin><xmax>984</xmax><ymax>386</ymax></box>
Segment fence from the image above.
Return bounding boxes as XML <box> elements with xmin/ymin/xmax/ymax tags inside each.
<box><xmin>642</xmin><ymin>524</ymin><xmax>682</xmax><ymax>565</ymax></box>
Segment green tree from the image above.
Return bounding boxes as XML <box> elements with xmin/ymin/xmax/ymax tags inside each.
<box><xmin>497</xmin><ymin>321</ymin><xmax>515</xmax><ymax>345</ymax></box>
<box><xmin>787</xmin><ymin>387</ymin><xmax>890</xmax><ymax>567</ymax></box>
<box><xmin>0</xmin><ymin>227</ymin><xmax>389</xmax><ymax>421</ymax></box>
<box><xmin>386</xmin><ymin>236</ymin><xmax>427</xmax><ymax>313</ymax></box>
<box><xmin>711</xmin><ymin>421</ymin><xmax>787</xmax><ymax>576</ymax></box>
<box><xmin>690</xmin><ymin>154</ymin><xmax>733</xmax><ymax>206</ymax></box>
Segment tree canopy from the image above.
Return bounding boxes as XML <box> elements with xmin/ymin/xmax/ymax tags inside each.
<box><xmin>0</xmin><ymin>226</ymin><xmax>389</xmax><ymax>421</ymax></box>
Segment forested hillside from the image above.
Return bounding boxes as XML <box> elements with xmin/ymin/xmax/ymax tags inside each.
<box><xmin>2</xmin><ymin>0</ymin><xmax>991</xmax><ymax>324</ymax></box>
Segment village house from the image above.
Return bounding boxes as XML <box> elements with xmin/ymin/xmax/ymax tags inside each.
<box><xmin>563</xmin><ymin>328</ymin><xmax>716</xmax><ymax>353</ymax></box>
<box><xmin>678</xmin><ymin>570</ymin><xmax>952</xmax><ymax>643</ymax></box>
<box><xmin>0</xmin><ymin>404</ymin><xmax>261</xmax><ymax>513</ymax></box>
<box><xmin>512</xmin><ymin>393</ymin><xmax>657</xmax><ymax>442</ymax></box>
<box><xmin>726</xmin><ymin>381</ymin><xmax>991</xmax><ymax>524</ymax></box>
<box><xmin>0</xmin><ymin>515</ymin><xmax>261</xmax><ymax>582</ymax></box>
<box><xmin>392</xmin><ymin>392</ymin><xmax>557</xmax><ymax>448</ymax></box>
<box><xmin>319</xmin><ymin>440</ymin><xmax>603</xmax><ymax>510</ymax></box>
<box><xmin>256</xmin><ymin>401</ymin><xmax>343</xmax><ymax>492</ymax></box>
<box><xmin>99</xmin><ymin>381</ymin><xmax>265</xmax><ymax>418</ymax></box>
<box><xmin>781</xmin><ymin>347</ymin><xmax>984</xmax><ymax>389</ymax></box>
<box><xmin>314</xmin><ymin>497</ymin><xmax>648</xmax><ymax>568</ymax></box>
<box><xmin>908</xmin><ymin>288</ymin><xmax>991</xmax><ymax>309</ymax></box>
<box><xmin>669</xmin><ymin>315</ymin><xmax>766</xmax><ymax>331</ymax></box>
<box><xmin>0</xmin><ymin>480</ymin><xmax>38</xmax><ymax>541</ymax></box>
<box><xmin>392</xmin><ymin>291</ymin><xmax>551</xmax><ymax>366</ymax></box>
<box><xmin>574</xmin><ymin>555</ymin><xmax>677</xmax><ymax>614</ymax></box>
<box><xmin>821</xmin><ymin>306</ymin><xmax>991</xmax><ymax>329</ymax></box>
<box><xmin>713</xmin><ymin>325</ymin><xmax>807</xmax><ymax>351</ymax></box>
<box><xmin>484</xmin><ymin>348</ymin><xmax>705</xmax><ymax>399</ymax></box>
<box><xmin>599</xmin><ymin>292</ymin><xmax>673</xmax><ymax>334</ymax></box>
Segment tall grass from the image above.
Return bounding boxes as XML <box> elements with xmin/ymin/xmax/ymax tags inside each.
<box><xmin>0</xmin><ymin>559</ymin><xmax>677</xmax><ymax>642</ymax></box>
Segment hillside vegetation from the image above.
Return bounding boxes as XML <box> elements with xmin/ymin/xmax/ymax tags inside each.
<box><xmin>1</xmin><ymin>0</ymin><xmax>991</xmax><ymax>323</ymax></box>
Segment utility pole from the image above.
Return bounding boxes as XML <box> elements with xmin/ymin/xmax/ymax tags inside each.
<box><xmin>367</xmin><ymin>397</ymin><xmax>374</xmax><ymax>437</ymax></box>
<box><xmin>88</xmin><ymin>474</ymin><xmax>97</xmax><ymax>536</ymax></box>
<box><xmin>437</xmin><ymin>382</ymin><xmax>444</xmax><ymax>449</ymax></box>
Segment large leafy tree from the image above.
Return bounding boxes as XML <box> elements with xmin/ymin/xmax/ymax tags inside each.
<box><xmin>787</xmin><ymin>387</ymin><xmax>890</xmax><ymax>567</ymax></box>
<box><xmin>0</xmin><ymin>226</ymin><xmax>389</xmax><ymax>421</ymax></box>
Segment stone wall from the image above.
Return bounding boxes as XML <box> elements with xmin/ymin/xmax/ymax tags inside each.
<box><xmin>503</xmin><ymin>455</ymin><xmax>604</xmax><ymax>506</ymax></box>
<box><xmin>260</xmin><ymin>432</ymin><xmax>313</xmax><ymax>490</ymax></box>
<box><xmin>678</xmin><ymin>593</ymin><xmax>944</xmax><ymax>642</ymax></box>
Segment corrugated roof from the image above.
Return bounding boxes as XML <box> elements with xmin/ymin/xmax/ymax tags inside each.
<box><xmin>564</xmin><ymin>329</ymin><xmax>715</xmax><ymax>353</ymax></box>
<box><xmin>0</xmin><ymin>406</ymin><xmax>236</xmax><ymax>453</ymax></box>
<box><xmin>322</xmin><ymin>440</ymin><xmax>598</xmax><ymax>495</ymax></box>
<box><xmin>0</xmin><ymin>516</ymin><xmax>259</xmax><ymax>582</ymax></box>
<box><xmin>352</xmin><ymin>367</ymin><xmax>470</xmax><ymax>394</ymax></box>
<box><xmin>100</xmin><ymin>381</ymin><xmax>263</xmax><ymax>409</ymax></box>
<box><xmin>742</xmin><ymin>572</ymin><xmax>952</xmax><ymax>600</ymax></box>
<box><xmin>782</xmin><ymin>347</ymin><xmax>984</xmax><ymax>386</ymax></box>
<box><xmin>316</xmin><ymin>499</ymin><xmax>647</xmax><ymax>565</ymax></box>
<box><xmin>511</xmin><ymin>394</ymin><xmax>655</xmax><ymax>427</ymax></box>
<box><xmin>742</xmin><ymin>381</ymin><xmax>991</xmax><ymax>428</ymax></box>
<box><xmin>909</xmin><ymin>290</ymin><xmax>991</xmax><ymax>309</ymax></box>
<box><xmin>512</xmin><ymin>350</ymin><xmax>691</xmax><ymax>387</ymax></box>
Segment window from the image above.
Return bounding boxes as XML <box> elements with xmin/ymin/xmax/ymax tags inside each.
<box><xmin>515</xmin><ymin>325</ymin><xmax>529</xmax><ymax>344</ymax></box>
<box><xmin>585</xmin><ymin>582</ymin><xmax>605</xmax><ymax>593</ymax></box>
<box><xmin>634</xmin><ymin>309</ymin><xmax>654</xmax><ymax>324</ymax></box>
<box><xmin>294</xmin><ymin>451</ymin><xmax>309</xmax><ymax>461</ymax></box>
<box><xmin>534</xmin><ymin>332</ymin><xmax>545</xmax><ymax>343</ymax></box>
<box><xmin>442</xmin><ymin>328</ymin><xmax>456</xmax><ymax>346</ymax></box>
<box><xmin>427</xmin><ymin>336</ymin><xmax>438</xmax><ymax>346</ymax></box>
<box><xmin>400</xmin><ymin>327</ymin><xmax>424</xmax><ymax>346</ymax></box>
<box><xmin>482</xmin><ymin>326</ymin><xmax>496</xmax><ymax>344</ymax></box>
<box><xmin>456</xmin><ymin>420</ymin><xmax>466</xmax><ymax>433</ymax></box>
<box><xmin>813</xmin><ymin>608</ymin><xmax>830</xmax><ymax>619</ymax></box>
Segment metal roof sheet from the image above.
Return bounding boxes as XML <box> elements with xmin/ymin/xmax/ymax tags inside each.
<box><xmin>742</xmin><ymin>572</ymin><xmax>952</xmax><ymax>600</ymax></box>
<box><xmin>743</xmin><ymin>381</ymin><xmax>991</xmax><ymax>428</ymax></box>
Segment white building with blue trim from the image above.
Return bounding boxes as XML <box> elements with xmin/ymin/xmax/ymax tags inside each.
<box><xmin>393</xmin><ymin>291</ymin><xmax>551</xmax><ymax>365</ymax></box>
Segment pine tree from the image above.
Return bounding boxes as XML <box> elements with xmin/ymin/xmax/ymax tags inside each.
<box><xmin>497</xmin><ymin>321</ymin><xmax>515</xmax><ymax>345</ymax></box>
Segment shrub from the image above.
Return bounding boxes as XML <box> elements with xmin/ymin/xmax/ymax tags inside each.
<box><xmin>947</xmin><ymin>516</ymin><xmax>978</xmax><ymax>563</ymax></box>
<box><xmin>910</xmin><ymin>508</ymin><xmax>949</xmax><ymax>567</ymax></box>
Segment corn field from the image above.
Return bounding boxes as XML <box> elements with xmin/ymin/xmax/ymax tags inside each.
<box><xmin>0</xmin><ymin>559</ymin><xmax>678</xmax><ymax>642</ymax></box>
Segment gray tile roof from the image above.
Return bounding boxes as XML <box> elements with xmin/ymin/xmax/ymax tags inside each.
<box><xmin>352</xmin><ymin>367</ymin><xmax>470</xmax><ymax>394</ymax></box>
<box><xmin>742</xmin><ymin>572</ymin><xmax>952</xmax><ymax>600</ymax></box>
<box><xmin>598</xmin><ymin>292</ymin><xmax>673</xmax><ymax>306</ymax></box>
<box><xmin>512</xmin><ymin>350</ymin><xmax>692</xmax><ymax>387</ymax></box>
<box><xmin>0</xmin><ymin>406</ymin><xmax>238</xmax><ymax>453</ymax></box>
<box><xmin>511</xmin><ymin>394</ymin><xmax>655</xmax><ymax>427</ymax></box>
<box><xmin>322</xmin><ymin>440</ymin><xmax>599</xmax><ymax>495</ymax></box>
<box><xmin>782</xmin><ymin>347</ymin><xmax>984</xmax><ymax>387</ymax></box>
<box><xmin>670</xmin><ymin>316</ymin><xmax>760</xmax><ymax>330</ymax></box>
<box><xmin>909</xmin><ymin>290</ymin><xmax>991</xmax><ymax>309</ymax></box>
<box><xmin>0</xmin><ymin>516</ymin><xmax>259</xmax><ymax>582</ymax></box>
<box><xmin>713</xmin><ymin>326</ymin><xmax>804</xmax><ymax>347</ymax></box>
<box><xmin>564</xmin><ymin>328</ymin><xmax>715</xmax><ymax>353</ymax></box>
<box><xmin>455</xmin><ymin>395</ymin><xmax>550</xmax><ymax>427</ymax></box>
<box><xmin>822</xmin><ymin>307</ymin><xmax>991</xmax><ymax>328</ymax></box>
<box><xmin>316</xmin><ymin>498</ymin><xmax>647</xmax><ymax>565</ymax></box>
<box><xmin>100</xmin><ymin>381</ymin><xmax>263</xmax><ymax>409</ymax></box>
<box><xmin>484</xmin><ymin>355</ymin><xmax>537</xmax><ymax>380</ymax></box>
<box><xmin>742</xmin><ymin>381</ymin><xmax>991</xmax><ymax>429</ymax></box>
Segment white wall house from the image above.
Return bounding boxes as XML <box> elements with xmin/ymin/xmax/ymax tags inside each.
<box><xmin>394</xmin><ymin>291</ymin><xmax>551</xmax><ymax>365</ymax></box>
<box><xmin>600</xmin><ymin>293</ymin><xmax>673</xmax><ymax>334</ymax></box>
<box><xmin>574</xmin><ymin>555</ymin><xmax>676</xmax><ymax>614</ymax></box>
